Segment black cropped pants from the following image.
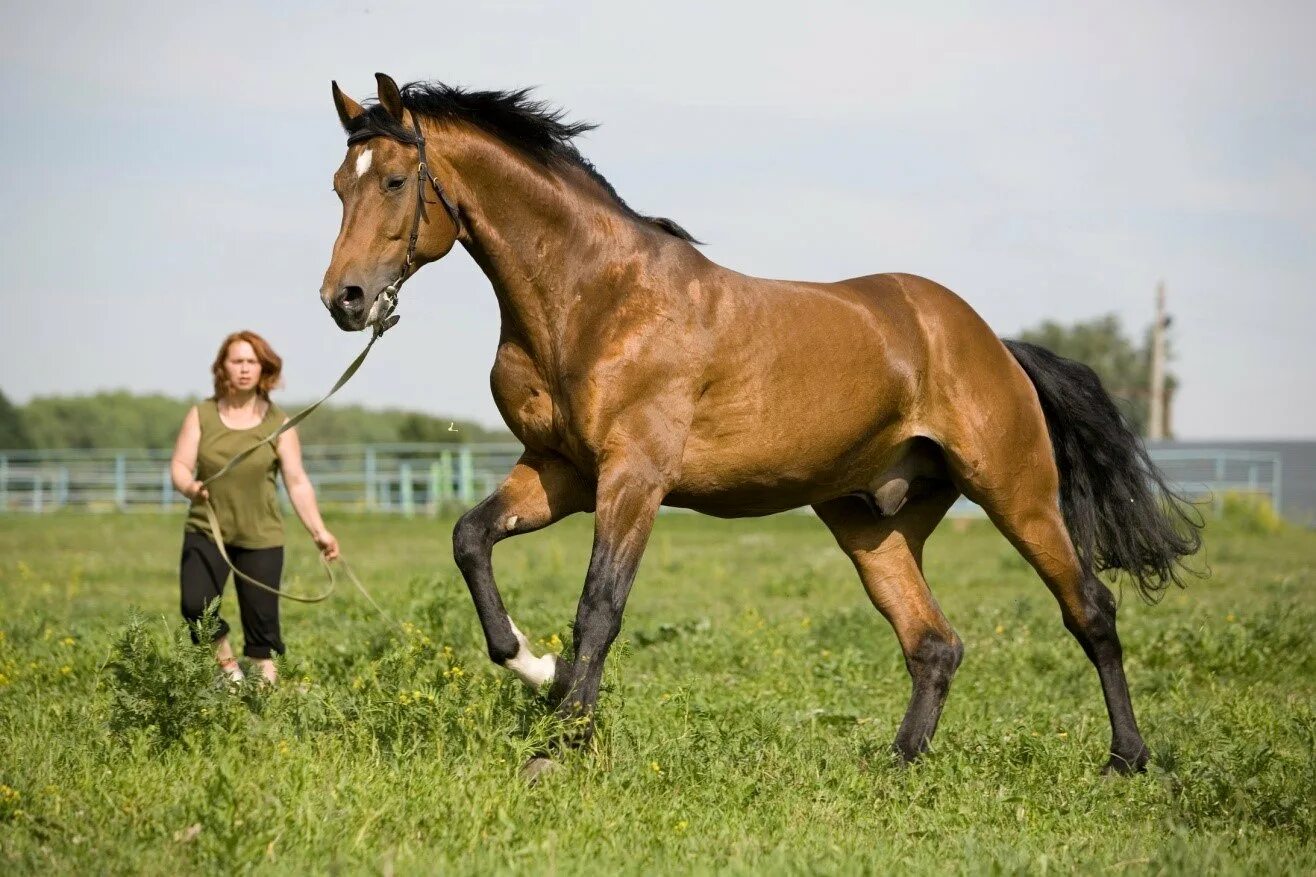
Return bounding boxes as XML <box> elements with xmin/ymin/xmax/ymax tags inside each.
<box><xmin>179</xmin><ymin>531</ymin><xmax>285</xmax><ymax>659</ymax></box>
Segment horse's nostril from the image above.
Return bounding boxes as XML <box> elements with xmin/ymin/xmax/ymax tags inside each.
<box><xmin>339</xmin><ymin>286</ymin><xmax>365</xmax><ymax>310</ymax></box>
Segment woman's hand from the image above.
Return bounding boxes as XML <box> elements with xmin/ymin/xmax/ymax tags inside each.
<box><xmin>185</xmin><ymin>482</ymin><xmax>209</xmax><ymax>502</ymax></box>
<box><xmin>313</xmin><ymin>528</ymin><xmax>340</xmax><ymax>561</ymax></box>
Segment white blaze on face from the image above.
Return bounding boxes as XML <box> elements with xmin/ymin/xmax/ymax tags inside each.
<box><xmin>504</xmin><ymin>617</ymin><xmax>556</xmax><ymax>688</ymax></box>
<box><xmin>355</xmin><ymin>148</ymin><xmax>373</xmax><ymax>178</ymax></box>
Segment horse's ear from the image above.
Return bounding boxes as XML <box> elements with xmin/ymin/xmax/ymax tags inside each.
<box><xmin>332</xmin><ymin>81</ymin><xmax>365</xmax><ymax>131</ymax></box>
<box><xmin>375</xmin><ymin>72</ymin><xmax>405</xmax><ymax>122</ymax></box>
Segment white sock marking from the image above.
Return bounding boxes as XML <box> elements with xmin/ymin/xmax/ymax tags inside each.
<box><xmin>355</xmin><ymin>148</ymin><xmax>373</xmax><ymax>178</ymax></box>
<box><xmin>504</xmin><ymin>616</ymin><xmax>556</xmax><ymax>688</ymax></box>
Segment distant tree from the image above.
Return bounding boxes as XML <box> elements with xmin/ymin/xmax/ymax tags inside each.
<box><xmin>21</xmin><ymin>392</ymin><xmax>193</xmax><ymax>449</ymax></box>
<box><xmin>1016</xmin><ymin>314</ymin><xmax>1176</xmax><ymax>437</ymax></box>
<box><xmin>15</xmin><ymin>391</ymin><xmax>514</xmax><ymax>449</ymax></box>
<box><xmin>0</xmin><ymin>389</ymin><xmax>33</xmax><ymax>449</ymax></box>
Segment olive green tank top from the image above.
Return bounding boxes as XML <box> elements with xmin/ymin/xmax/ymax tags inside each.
<box><xmin>184</xmin><ymin>400</ymin><xmax>286</xmax><ymax>548</ymax></box>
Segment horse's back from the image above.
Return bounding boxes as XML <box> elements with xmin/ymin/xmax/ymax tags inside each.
<box><xmin>670</xmin><ymin>269</ymin><xmax>1044</xmax><ymax>516</ymax></box>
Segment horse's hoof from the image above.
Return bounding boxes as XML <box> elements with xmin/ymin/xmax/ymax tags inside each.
<box><xmin>1101</xmin><ymin>751</ymin><xmax>1149</xmax><ymax>775</ymax></box>
<box><xmin>521</xmin><ymin>756</ymin><xmax>560</xmax><ymax>785</ymax></box>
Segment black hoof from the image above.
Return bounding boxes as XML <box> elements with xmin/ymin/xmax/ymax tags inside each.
<box><xmin>521</xmin><ymin>756</ymin><xmax>560</xmax><ymax>785</ymax></box>
<box><xmin>1102</xmin><ymin>748</ymin><xmax>1149</xmax><ymax>775</ymax></box>
<box><xmin>891</xmin><ymin>739</ymin><xmax>926</xmax><ymax>766</ymax></box>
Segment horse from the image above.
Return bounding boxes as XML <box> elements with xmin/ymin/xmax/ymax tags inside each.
<box><xmin>319</xmin><ymin>73</ymin><xmax>1201</xmax><ymax>774</ymax></box>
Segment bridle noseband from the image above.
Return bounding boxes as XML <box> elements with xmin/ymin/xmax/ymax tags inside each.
<box><xmin>351</xmin><ymin>113</ymin><xmax>462</xmax><ymax>337</ymax></box>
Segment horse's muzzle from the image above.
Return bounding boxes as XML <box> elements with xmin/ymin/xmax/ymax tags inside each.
<box><xmin>327</xmin><ymin>285</ymin><xmax>370</xmax><ymax>331</ymax></box>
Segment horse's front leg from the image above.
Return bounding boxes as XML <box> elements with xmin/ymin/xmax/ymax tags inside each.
<box><xmin>548</xmin><ymin>463</ymin><xmax>666</xmax><ymax>740</ymax></box>
<box><xmin>452</xmin><ymin>453</ymin><xmax>592</xmax><ymax>685</ymax></box>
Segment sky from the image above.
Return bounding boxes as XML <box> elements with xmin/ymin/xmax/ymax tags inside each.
<box><xmin>2</xmin><ymin>1</ymin><xmax>1313</xmax><ymax>438</ymax></box>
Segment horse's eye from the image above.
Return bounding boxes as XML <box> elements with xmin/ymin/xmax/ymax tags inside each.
<box><xmin>386</xmin><ymin>176</ymin><xmax>406</xmax><ymax>191</ymax></box>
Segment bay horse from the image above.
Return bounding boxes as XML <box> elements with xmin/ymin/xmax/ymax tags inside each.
<box><xmin>320</xmin><ymin>74</ymin><xmax>1201</xmax><ymax>774</ymax></box>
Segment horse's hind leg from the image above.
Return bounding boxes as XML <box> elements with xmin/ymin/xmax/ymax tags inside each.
<box><xmin>957</xmin><ymin>456</ymin><xmax>1150</xmax><ymax>773</ymax></box>
<box><xmin>814</xmin><ymin>484</ymin><xmax>962</xmax><ymax>763</ymax></box>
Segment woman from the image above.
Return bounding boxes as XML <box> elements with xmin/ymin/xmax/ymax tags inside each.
<box><xmin>170</xmin><ymin>330</ymin><xmax>339</xmax><ymax>685</ymax></box>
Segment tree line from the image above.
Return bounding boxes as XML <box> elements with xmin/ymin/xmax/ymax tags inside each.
<box><xmin>0</xmin><ymin>390</ymin><xmax>513</xmax><ymax>450</ymax></box>
<box><xmin>0</xmin><ymin>314</ymin><xmax>1173</xmax><ymax>450</ymax></box>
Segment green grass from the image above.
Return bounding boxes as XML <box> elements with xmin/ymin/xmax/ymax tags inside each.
<box><xmin>1</xmin><ymin>509</ymin><xmax>1313</xmax><ymax>874</ymax></box>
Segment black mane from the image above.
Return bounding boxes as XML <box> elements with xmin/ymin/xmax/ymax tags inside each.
<box><xmin>346</xmin><ymin>81</ymin><xmax>699</xmax><ymax>244</ymax></box>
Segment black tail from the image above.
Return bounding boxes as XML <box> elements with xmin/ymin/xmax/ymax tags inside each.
<box><xmin>1003</xmin><ymin>339</ymin><xmax>1203</xmax><ymax>602</ymax></box>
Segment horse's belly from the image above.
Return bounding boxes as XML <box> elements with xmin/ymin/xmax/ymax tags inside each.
<box><xmin>669</xmin><ymin>401</ymin><xmax>912</xmax><ymax>516</ymax></box>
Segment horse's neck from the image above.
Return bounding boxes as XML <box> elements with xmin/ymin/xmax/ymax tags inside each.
<box><xmin>441</xmin><ymin>129</ymin><xmax>661</xmax><ymax>360</ymax></box>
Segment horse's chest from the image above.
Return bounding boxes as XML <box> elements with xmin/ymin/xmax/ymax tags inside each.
<box><xmin>490</xmin><ymin>345</ymin><xmax>559</xmax><ymax>452</ymax></box>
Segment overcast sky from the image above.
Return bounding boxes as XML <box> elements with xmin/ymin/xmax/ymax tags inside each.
<box><xmin>2</xmin><ymin>1</ymin><xmax>1312</xmax><ymax>438</ymax></box>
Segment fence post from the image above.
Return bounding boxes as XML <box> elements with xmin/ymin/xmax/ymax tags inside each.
<box><xmin>364</xmin><ymin>447</ymin><xmax>377</xmax><ymax>511</ymax></box>
<box><xmin>1</xmin><ymin>454</ymin><xmax>9</xmax><ymax>512</ymax></box>
<box><xmin>162</xmin><ymin>466</ymin><xmax>173</xmax><ymax>509</ymax></box>
<box><xmin>458</xmin><ymin>447</ymin><xmax>474</xmax><ymax>505</ymax></box>
<box><xmin>1273</xmin><ymin>457</ymin><xmax>1283</xmax><ymax>517</ymax></box>
<box><xmin>1213</xmin><ymin>454</ymin><xmax>1225</xmax><ymax>514</ymax></box>
<box><xmin>114</xmin><ymin>454</ymin><xmax>127</xmax><ymax>510</ymax></box>
<box><xmin>400</xmin><ymin>462</ymin><xmax>414</xmax><ymax>518</ymax></box>
<box><xmin>438</xmin><ymin>450</ymin><xmax>453</xmax><ymax>505</ymax></box>
<box><xmin>428</xmin><ymin>462</ymin><xmax>441</xmax><ymax>517</ymax></box>
<box><xmin>33</xmin><ymin>473</ymin><xmax>43</xmax><ymax>513</ymax></box>
<box><xmin>57</xmin><ymin>467</ymin><xmax>69</xmax><ymax>508</ymax></box>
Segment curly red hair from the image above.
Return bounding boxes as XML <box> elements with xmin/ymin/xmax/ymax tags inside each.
<box><xmin>210</xmin><ymin>330</ymin><xmax>283</xmax><ymax>400</ymax></box>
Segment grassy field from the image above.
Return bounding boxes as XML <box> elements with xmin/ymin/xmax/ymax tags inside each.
<box><xmin>0</xmin><ymin>505</ymin><xmax>1313</xmax><ymax>874</ymax></box>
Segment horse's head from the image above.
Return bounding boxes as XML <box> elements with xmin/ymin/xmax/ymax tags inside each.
<box><xmin>320</xmin><ymin>73</ymin><xmax>462</xmax><ymax>332</ymax></box>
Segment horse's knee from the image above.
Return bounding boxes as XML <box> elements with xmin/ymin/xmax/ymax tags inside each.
<box><xmin>452</xmin><ymin>507</ymin><xmax>492</xmax><ymax>570</ymax></box>
<box><xmin>906</xmin><ymin>631</ymin><xmax>963</xmax><ymax>693</ymax></box>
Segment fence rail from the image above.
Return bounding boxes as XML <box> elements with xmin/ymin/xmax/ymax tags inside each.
<box><xmin>0</xmin><ymin>444</ymin><xmax>1283</xmax><ymax>518</ymax></box>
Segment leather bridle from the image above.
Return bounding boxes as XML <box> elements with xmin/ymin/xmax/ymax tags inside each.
<box><xmin>347</xmin><ymin>113</ymin><xmax>462</xmax><ymax>336</ymax></box>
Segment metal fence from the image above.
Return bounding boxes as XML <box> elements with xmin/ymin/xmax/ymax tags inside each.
<box><xmin>0</xmin><ymin>444</ymin><xmax>1283</xmax><ymax>518</ymax></box>
<box><xmin>0</xmin><ymin>444</ymin><xmax>524</xmax><ymax>516</ymax></box>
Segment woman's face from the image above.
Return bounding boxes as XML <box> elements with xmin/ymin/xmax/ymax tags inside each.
<box><xmin>223</xmin><ymin>341</ymin><xmax>262</xmax><ymax>395</ymax></box>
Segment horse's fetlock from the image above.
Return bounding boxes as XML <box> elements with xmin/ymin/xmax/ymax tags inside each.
<box><xmin>488</xmin><ymin>635</ymin><xmax>519</xmax><ymax>666</ymax></box>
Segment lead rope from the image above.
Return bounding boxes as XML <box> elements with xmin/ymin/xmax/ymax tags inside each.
<box><xmin>197</xmin><ymin>323</ymin><xmax>400</xmax><ymax>629</ymax></box>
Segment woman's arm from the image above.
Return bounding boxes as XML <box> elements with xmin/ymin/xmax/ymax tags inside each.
<box><xmin>276</xmin><ymin>423</ymin><xmax>339</xmax><ymax>560</ymax></box>
<box><xmin>170</xmin><ymin>406</ymin><xmax>208</xmax><ymax>501</ymax></box>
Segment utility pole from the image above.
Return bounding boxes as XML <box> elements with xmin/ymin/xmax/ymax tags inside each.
<box><xmin>1148</xmin><ymin>281</ymin><xmax>1167</xmax><ymax>440</ymax></box>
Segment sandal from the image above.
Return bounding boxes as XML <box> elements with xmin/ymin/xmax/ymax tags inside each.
<box><xmin>218</xmin><ymin>657</ymin><xmax>245</xmax><ymax>687</ymax></box>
